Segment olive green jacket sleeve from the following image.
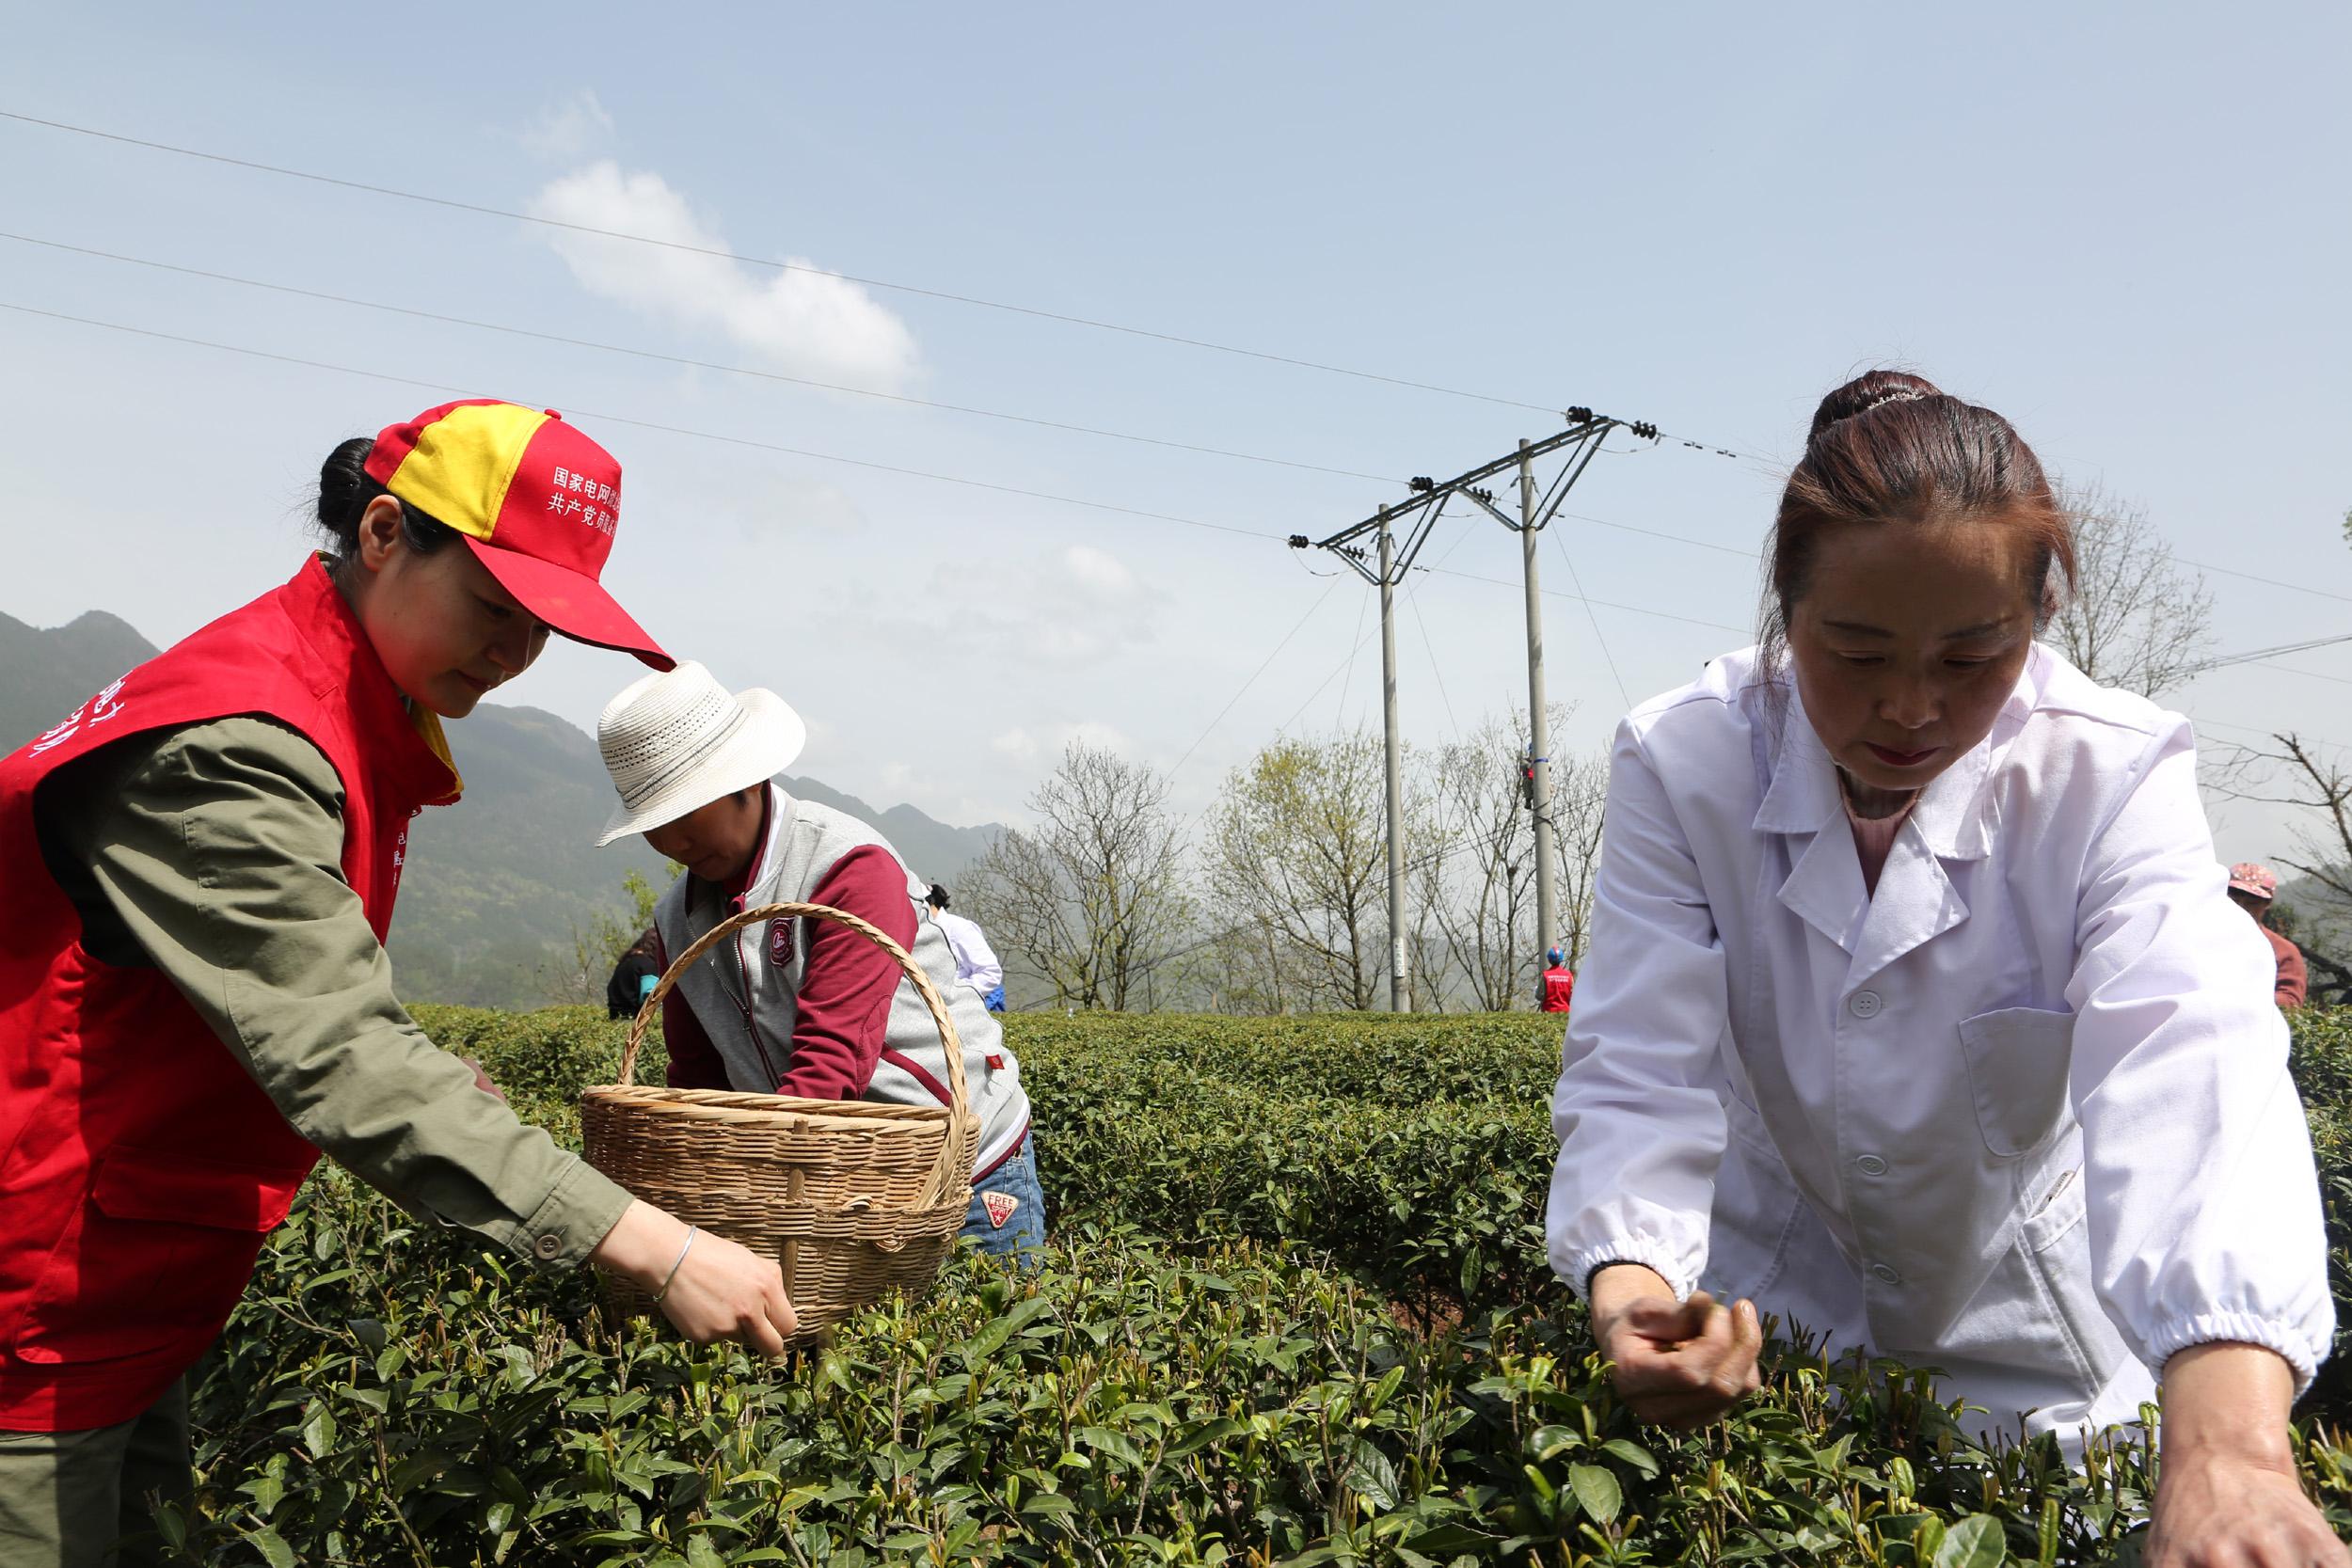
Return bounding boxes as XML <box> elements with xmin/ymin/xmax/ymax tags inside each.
<box><xmin>39</xmin><ymin>715</ymin><xmax>632</xmax><ymax>1269</ymax></box>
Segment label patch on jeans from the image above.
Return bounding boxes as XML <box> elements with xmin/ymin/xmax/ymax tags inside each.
<box><xmin>981</xmin><ymin>1191</ymin><xmax>1020</xmax><ymax>1228</ymax></box>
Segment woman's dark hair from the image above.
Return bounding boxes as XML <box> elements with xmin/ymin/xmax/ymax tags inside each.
<box><xmin>927</xmin><ymin>884</ymin><xmax>949</xmax><ymax>910</ymax></box>
<box><xmin>1758</xmin><ymin>371</ymin><xmax>2076</xmax><ymax>682</ymax></box>
<box><xmin>316</xmin><ymin>436</ymin><xmax>459</xmax><ymax>582</ymax></box>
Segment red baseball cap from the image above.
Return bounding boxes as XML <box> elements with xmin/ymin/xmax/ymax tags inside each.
<box><xmin>2229</xmin><ymin>863</ymin><xmax>2279</xmax><ymax>900</ymax></box>
<box><xmin>364</xmin><ymin>400</ymin><xmax>673</xmax><ymax>669</ymax></box>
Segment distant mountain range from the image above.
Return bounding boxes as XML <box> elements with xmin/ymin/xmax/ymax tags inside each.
<box><xmin>2</xmin><ymin>609</ymin><xmax>1004</xmax><ymax>1008</ymax></box>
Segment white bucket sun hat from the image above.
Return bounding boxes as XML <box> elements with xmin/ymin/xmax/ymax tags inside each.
<box><xmin>595</xmin><ymin>660</ymin><xmax>807</xmax><ymax>847</ymax></box>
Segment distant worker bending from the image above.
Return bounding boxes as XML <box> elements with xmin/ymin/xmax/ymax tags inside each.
<box><xmin>1541</xmin><ymin>947</ymin><xmax>1575</xmax><ymax>1014</ymax></box>
<box><xmin>928</xmin><ymin>883</ymin><xmax>1008</xmax><ymax>1012</ymax></box>
<box><xmin>606</xmin><ymin>928</ymin><xmax>660</xmax><ymax>1021</ymax></box>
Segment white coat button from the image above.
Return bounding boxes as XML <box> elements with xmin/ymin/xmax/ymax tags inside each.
<box><xmin>1870</xmin><ymin>1262</ymin><xmax>1901</xmax><ymax>1285</ymax></box>
<box><xmin>1854</xmin><ymin>1154</ymin><xmax>1889</xmax><ymax>1177</ymax></box>
<box><xmin>1849</xmin><ymin>990</ymin><xmax>1883</xmax><ymax>1020</ymax></box>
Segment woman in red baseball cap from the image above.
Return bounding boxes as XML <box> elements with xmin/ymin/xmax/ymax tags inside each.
<box><xmin>0</xmin><ymin>401</ymin><xmax>794</xmax><ymax>1567</ymax></box>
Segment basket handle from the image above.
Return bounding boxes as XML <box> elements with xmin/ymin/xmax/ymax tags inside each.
<box><xmin>619</xmin><ymin>901</ymin><xmax>974</xmax><ymax>1203</ymax></box>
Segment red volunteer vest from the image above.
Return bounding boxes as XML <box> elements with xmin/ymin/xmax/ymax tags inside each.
<box><xmin>1541</xmin><ymin>967</ymin><xmax>1575</xmax><ymax>1014</ymax></box>
<box><xmin>0</xmin><ymin>558</ymin><xmax>459</xmax><ymax>1429</ymax></box>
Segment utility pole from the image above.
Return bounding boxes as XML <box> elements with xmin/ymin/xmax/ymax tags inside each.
<box><xmin>1376</xmin><ymin>508</ymin><xmax>1408</xmax><ymax>1011</ymax></box>
<box><xmin>1517</xmin><ymin>439</ymin><xmax>1558</xmax><ymax>964</ymax></box>
<box><xmin>1292</xmin><ymin>407</ymin><xmax>1647</xmax><ymax>1005</ymax></box>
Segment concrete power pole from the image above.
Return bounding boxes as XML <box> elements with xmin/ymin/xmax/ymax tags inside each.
<box><xmin>1517</xmin><ymin>439</ymin><xmax>1558</xmax><ymax>965</ymax></box>
<box><xmin>1376</xmin><ymin>509</ymin><xmax>1409</xmax><ymax>1011</ymax></box>
<box><xmin>1293</xmin><ymin>408</ymin><xmax>1640</xmax><ymax>1006</ymax></box>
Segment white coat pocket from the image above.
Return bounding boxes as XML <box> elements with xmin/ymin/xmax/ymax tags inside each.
<box><xmin>1957</xmin><ymin>1006</ymin><xmax>2075</xmax><ymax>1159</ymax></box>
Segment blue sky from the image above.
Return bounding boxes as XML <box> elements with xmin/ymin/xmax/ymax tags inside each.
<box><xmin>3</xmin><ymin>2</ymin><xmax>2347</xmax><ymax>866</ymax></box>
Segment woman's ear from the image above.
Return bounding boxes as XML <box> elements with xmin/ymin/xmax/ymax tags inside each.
<box><xmin>353</xmin><ymin>495</ymin><xmax>407</xmax><ymax>577</ymax></box>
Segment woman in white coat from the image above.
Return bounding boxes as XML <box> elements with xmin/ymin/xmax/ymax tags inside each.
<box><xmin>1549</xmin><ymin>371</ymin><xmax>2341</xmax><ymax>1565</ymax></box>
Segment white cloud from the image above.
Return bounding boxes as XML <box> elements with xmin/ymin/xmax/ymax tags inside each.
<box><xmin>988</xmin><ymin>721</ymin><xmax>1131</xmax><ymax>768</ymax></box>
<box><xmin>1063</xmin><ymin>720</ymin><xmax>1134</xmax><ymax>756</ymax></box>
<box><xmin>529</xmin><ymin>162</ymin><xmax>921</xmax><ymax>392</ymax></box>
<box><xmin>838</xmin><ymin>537</ymin><xmax>1156</xmax><ymax>673</ymax></box>
<box><xmin>517</xmin><ymin>90</ymin><xmax>616</xmax><ymax>160</ymax></box>
<box><xmin>991</xmin><ymin>727</ymin><xmax>1041</xmax><ymax>763</ymax></box>
<box><xmin>1061</xmin><ymin>544</ymin><xmax>1135</xmax><ymax>595</ymax></box>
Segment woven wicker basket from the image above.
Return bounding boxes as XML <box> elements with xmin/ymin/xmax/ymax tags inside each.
<box><xmin>580</xmin><ymin>901</ymin><xmax>977</xmax><ymax>1340</ymax></box>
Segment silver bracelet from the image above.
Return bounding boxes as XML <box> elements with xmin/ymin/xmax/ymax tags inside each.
<box><xmin>653</xmin><ymin>1225</ymin><xmax>698</xmax><ymax>1304</ymax></box>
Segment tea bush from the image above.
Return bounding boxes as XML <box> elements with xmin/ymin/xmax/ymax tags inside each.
<box><xmin>155</xmin><ymin>1006</ymin><xmax>2352</xmax><ymax>1565</ymax></box>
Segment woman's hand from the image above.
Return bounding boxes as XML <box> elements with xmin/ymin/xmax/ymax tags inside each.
<box><xmin>2150</xmin><ymin>1455</ymin><xmax>2346</xmax><ymax>1566</ymax></box>
<box><xmin>588</xmin><ymin>1200</ymin><xmax>798</xmax><ymax>1355</ymax></box>
<box><xmin>1589</xmin><ymin>1263</ymin><xmax>1763</xmax><ymax>1428</ymax></box>
<box><xmin>2148</xmin><ymin>1342</ymin><xmax>2346</xmax><ymax>1567</ymax></box>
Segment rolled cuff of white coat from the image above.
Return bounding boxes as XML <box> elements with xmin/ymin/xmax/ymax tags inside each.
<box><xmin>2144</xmin><ymin>1311</ymin><xmax>2326</xmax><ymax>1397</ymax></box>
<box><xmin>1562</xmin><ymin>1239</ymin><xmax>1698</xmax><ymax>1305</ymax></box>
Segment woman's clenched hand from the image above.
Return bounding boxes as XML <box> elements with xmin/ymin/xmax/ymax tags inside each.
<box><xmin>1589</xmin><ymin>1264</ymin><xmax>1763</xmax><ymax>1429</ymax></box>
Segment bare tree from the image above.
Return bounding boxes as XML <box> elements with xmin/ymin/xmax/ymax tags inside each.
<box><xmin>1549</xmin><ymin>748</ymin><xmax>1609</xmax><ymax>971</ymax></box>
<box><xmin>2048</xmin><ymin>482</ymin><xmax>2216</xmax><ymax>697</ymax></box>
<box><xmin>961</xmin><ymin>742</ymin><xmax>1190</xmax><ymax>1011</ymax></box>
<box><xmin>1405</xmin><ymin>714</ymin><xmax>1610</xmax><ymax>1011</ymax></box>
<box><xmin>2210</xmin><ymin>731</ymin><xmax>2352</xmax><ymax>1003</ymax></box>
<box><xmin>1204</xmin><ymin>730</ymin><xmax>1391</xmax><ymax>1010</ymax></box>
<box><xmin>1412</xmin><ymin>721</ymin><xmax>1537</xmax><ymax>1011</ymax></box>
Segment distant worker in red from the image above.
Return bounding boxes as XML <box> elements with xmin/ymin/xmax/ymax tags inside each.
<box><xmin>1540</xmin><ymin>946</ymin><xmax>1575</xmax><ymax>1014</ymax></box>
<box><xmin>2227</xmin><ymin>863</ymin><xmax>2307</xmax><ymax>1010</ymax></box>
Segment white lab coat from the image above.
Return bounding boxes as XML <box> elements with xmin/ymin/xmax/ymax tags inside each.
<box><xmin>931</xmin><ymin>908</ymin><xmax>1005</xmax><ymax>997</ymax></box>
<box><xmin>1548</xmin><ymin>644</ymin><xmax>2333</xmax><ymax>1442</ymax></box>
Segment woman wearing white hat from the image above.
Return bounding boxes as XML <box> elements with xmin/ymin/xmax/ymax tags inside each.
<box><xmin>596</xmin><ymin>663</ymin><xmax>1045</xmax><ymax>1255</ymax></box>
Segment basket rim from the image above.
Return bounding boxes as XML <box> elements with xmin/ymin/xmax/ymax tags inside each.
<box><xmin>582</xmin><ymin>1082</ymin><xmax>965</xmax><ymax>1131</ymax></box>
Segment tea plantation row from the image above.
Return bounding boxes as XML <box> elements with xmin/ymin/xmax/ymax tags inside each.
<box><xmin>156</xmin><ymin>1008</ymin><xmax>2352</xmax><ymax>1565</ymax></box>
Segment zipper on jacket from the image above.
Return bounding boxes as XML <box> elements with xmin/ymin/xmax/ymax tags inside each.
<box><xmin>712</xmin><ymin>895</ymin><xmax>784</xmax><ymax>1088</ymax></box>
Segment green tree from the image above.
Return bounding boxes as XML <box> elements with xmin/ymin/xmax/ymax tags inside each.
<box><xmin>1205</xmin><ymin>730</ymin><xmax>1393</xmax><ymax>1012</ymax></box>
<box><xmin>541</xmin><ymin>868</ymin><xmax>668</xmax><ymax>1006</ymax></box>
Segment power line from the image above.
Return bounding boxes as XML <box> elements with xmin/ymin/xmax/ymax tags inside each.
<box><xmin>1550</xmin><ymin>529</ymin><xmax>1632</xmax><ymax>710</ymax></box>
<box><xmin>0</xmin><ymin>108</ymin><xmax>1770</xmax><ymax>464</ymax></box>
<box><xmin>0</xmin><ymin>300</ymin><xmax>1276</xmax><ymax>542</ymax></box>
<box><xmin>1421</xmin><ymin>564</ymin><xmax>1750</xmax><ymax>635</ymax></box>
<box><xmin>2186</xmin><ymin>713</ymin><xmax>2352</xmax><ymax>758</ymax></box>
<box><xmin>2247</xmin><ymin>661</ymin><xmax>2352</xmax><ymax>689</ymax></box>
<box><xmin>0</xmin><ymin>230</ymin><xmax>1396</xmax><ymax>484</ymax></box>
<box><xmin>1566</xmin><ymin>512</ymin><xmax>1759</xmax><ymax>558</ymax></box>
<box><xmin>2179</xmin><ymin>558</ymin><xmax>2352</xmax><ymax>608</ymax></box>
<box><xmin>0</xmin><ymin>110</ymin><xmax>1554</xmax><ymax>419</ymax></box>
<box><xmin>1167</xmin><ymin>576</ymin><xmax>1343</xmax><ymax>778</ymax></box>
<box><xmin>1406</xmin><ymin>582</ymin><xmax>1462</xmax><ymax>739</ymax></box>
<box><xmin>2195</xmin><ymin>630</ymin><xmax>2352</xmax><ymax>673</ymax></box>
<box><xmin>0</xmin><ymin>298</ymin><xmax>1773</xmax><ymax>641</ymax></box>
<box><xmin>1336</xmin><ymin>588</ymin><xmax>1372</xmax><ymax>731</ymax></box>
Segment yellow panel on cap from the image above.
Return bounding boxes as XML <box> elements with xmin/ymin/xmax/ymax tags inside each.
<box><xmin>385</xmin><ymin>402</ymin><xmax>549</xmax><ymax>541</ymax></box>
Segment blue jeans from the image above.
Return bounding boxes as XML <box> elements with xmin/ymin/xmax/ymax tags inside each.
<box><xmin>961</xmin><ymin>1132</ymin><xmax>1046</xmax><ymax>1257</ymax></box>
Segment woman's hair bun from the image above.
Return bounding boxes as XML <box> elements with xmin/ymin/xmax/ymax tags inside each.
<box><xmin>313</xmin><ymin>435</ymin><xmax>457</xmax><ymax>578</ymax></box>
<box><xmin>315</xmin><ymin>436</ymin><xmax>378</xmax><ymax>551</ymax></box>
<box><xmin>1808</xmin><ymin>370</ymin><xmax>1943</xmax><ymax>438</ymax></box>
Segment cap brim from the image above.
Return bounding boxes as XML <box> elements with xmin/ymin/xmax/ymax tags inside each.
<box><xmin>463</xmin><ymin>536</ymin><xmax>674</xmax><ymax>671</ymax></box>
<box><xmin>595</xmin><ymin>688</ymin><xmax>807</xmax><ymax>847</ymax></box>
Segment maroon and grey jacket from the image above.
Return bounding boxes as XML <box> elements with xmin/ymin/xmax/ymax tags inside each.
<box><xmin>654</xmin><ymin>784</ymin><xmax>1031</xmax><ymax>1178</ymax></box>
